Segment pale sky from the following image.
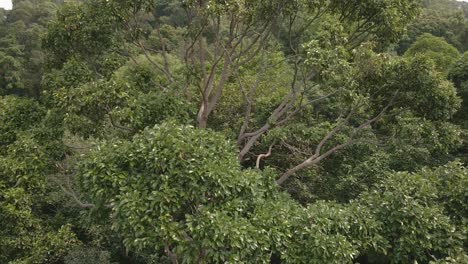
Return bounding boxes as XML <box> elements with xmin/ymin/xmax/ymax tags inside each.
<box><xmin>0</xmin><ymin>0</ymin><xmax>12</xmax><ymax>10</ymax></box>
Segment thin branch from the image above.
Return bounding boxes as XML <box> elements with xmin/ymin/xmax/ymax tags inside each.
<box><xmin>136</xmin><ymin>40</ymin><xmax>174</xmax><ymax>82</ymax></box>
<box><xmin>276</xmin><ymin>90</ymin><xmax>400</xmax><ymax>185</ymax></box>
<box><xmin>276</xmin><ymin>84</ymin><xmax>347</xmax><ymax>126</ymax></box>
<box><xmin>50</xmin><ymin>176</ymin><xmax>96</xmax><ymax>209</ymax></box>
<box><xmin>281</xmin><ymin>140</ymin><xmax>313</xmax><ymax>156</ymax></box>
<box><xmin>237</xmin><ymin>50</ymin><xmax>270</xmax><ymax>141</ymax></box>
<box><xmin>256</xmin><ymin>145</ymin><xmax>274</xmax><ymax>169</ymax></box>
<box><xmin>237</xmin><ymin>70</ymin><xmax>317</xmax><ymax>161</ymax></box>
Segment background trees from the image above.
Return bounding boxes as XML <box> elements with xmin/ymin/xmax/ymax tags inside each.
<box><xmin>397</xmin><ymin>0</ymin><xmax>468</xmax><ymax>54</ymax></box>
<box><xmin>0</xmin><ymin>0</ymin><xmax>467</xmax><ymax>263</ymax></box>
<box><xmin>404</xmin><ymin>33</ymin><xmax>460</xmax><ymax>75</ymax></box>
<box><xmin>0</xmin><ymin>0</ymin><xmax>61</xmax><ymax>97</ymax></box>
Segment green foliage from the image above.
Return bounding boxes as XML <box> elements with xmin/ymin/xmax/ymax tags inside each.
<box><xmin>256</xmin><ymin>51</ymin><xmax>462</xmax><ymax>203</ymax></box>
<box><xmin>352</xmin><ymin>52</ymin><xmax>461</xmax><ymax>121</ymax></box>
<box><xmin>449</xmin><ymin>52</ymin><xmax>468</xmax><ymax>128</ymax></box>
<box><xmin>0</xmin><ymin>94</ymin><xmax>78</xmax><ymax>264</ymax></box>
<box><xmin>42</xmin><ymin>57</ymin><xmax>95</xmax><ymax>93</ymax></box>
<box><xmin>112</xmin><ymin>54</ymin><xmax>193</xmax><ymax>130</ymax></box>
<box><xmin>329</xmin><ymin>0</ymin><xmax>421</xmax><ymax>44</ymax></box>
<box><xmin>1</xmin><ymin>0</ymin><xmax>466</xmax><ymax>263</ymax></box>
<box><xmin>0</xmin><ymin>96</ymin><xmax>45</xmax><ymax>148</ymax></box>
<box><xmin>64</xmin><ymin>246</ymin><xmax>111</xmax><ymax>264</ymax></box>
<box><xmin>0</xmin><ymin>186</ymin><xmax>80</xmax><ymax>264</ymax></box>
<box><xmin>113</xmin><ymin>55</ymin><xmax>181</xmax><ymax>93</ymax></box>
<box><xmin>358</xmin><ymin>162</ymin><xmax>467</xmax><ymax>263</ymax></box>
<box><xmin>422</xmin><ymin>162</ymin><xmax>468</xmax><ymax>225</ymax></box>
<box><xmin>79</xmin><ymin>123</ymin><xmax>277</xmax><ymax>262</ymax></box>
<box><xmin>211</xmin><ymin>51</ymin><xmax>292</xmax><ymax>135</ymax></box>
<box><xmin>404</xmin><ymin>33</ymin><xmax>460</xmax><ymax>75</ymax></box>
<box><xmin>449</xmin><ymin>51</ymin><xmax>468</xmax><ymax>90</ymax></box>
<box><xmin>47</xmin><ymin>54</ymin><xmax>192</xmax><ymax>138</ymax></box>
<box><xmin>78</xmin><ymin>123</ymin><xmax>397</xmax><ymax>263</ymax></box>
<box><xmin>384</xmin><ymin>114</ymin><xmax>463</xmax><ymax>171</ymax></box>
<box><xmin>397</xmin><ymin>0</ymin><xmax>468</xmax><ymax>54</ymax></box>
<box><xmin>52</xmin><ymin>79</ymin><xmax>128</xmax><ymax>138</ymax></box>
<box><xmin>114</xmin><ymin>90</ymin><xmax>195</xmax><ymax>131</ymax></box>
<box><xmin>281</xmin><ymin>202</ymin><xmax>386</xmax><ymax>264</ymax></box>
<box><xmin>0</xmin><ymin>50</ymin><xmax>24</xmax><ymax>94</ymax></box>
<box><xmin>0</xmin><ymin>34</ymin><xmax>25</xmax><ymax>95</ymax></box>
<box><xmin>0</xmin><ymin>144</ymin><xmax>80</xmax><ymax>264</ymax></box>
<box><xmin>43</xmin><ymin>0</ymin><xmax>121</xmax><ymax>67</ymax></box>
<box><xmin>0</xmin><ymin>0</ymin><xmax>60</xmax><ymax>97</ymax></box>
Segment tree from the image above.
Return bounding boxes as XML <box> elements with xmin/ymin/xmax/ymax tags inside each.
<box><xmin>449</xmin><ymin>51</ymin><xmax>468</xmax><ymax>91</ymax></box>
<box><xmin>77</xmin><ymin>123</ymin><xmax>467</xmax><ymax>263</ymax></box>
<box><xmin>397</xmin><ymin>0</ymin><xmax>468</xmax><ymax>54</ymax></box>
<box><xmin>0</xmin><ymin>0</ymin><xmax>60</xmax><ymax>97</ymax></box>
<box><xmin>0</xmin><ymin>95</ymin><xmax>80</xmax><ymax>263</ymax></box>
<box><xmin>0</xmin><ymin>36</ymin><xmax>25</xmax><ymax>95</ymax></box>
<box><xmin>78</xmin><ymin>123</ymin><xmax>275</xmax><ymax>262</ymax></box>
<box><xmin>78</xmin><ymin>122</ymin><xmax>388</xmax><ymax>263</ymax></box>
<box><xmin>357</xmin><ymin>162</ymin><xmax>467</xmax><ymax>263</ymax></box>
<box><xmin>404</xmin><ymin>33</ymin><xmax>460</xmax><ymax>75</ymax></box>
<box><xmin>14</xmin><ymin>0</ymin><xmax>464</xmax><ymax>262</ymax></box>
<box><xmin>274</xmin><ymin>52</ymin><xmax>460</xmax><ymax>185</ymax></box>
<box><xmin>43</xmin><ymin>0</ymin><xmax>425</xmax><ymax>184</ymax></box>
<box><xmin>449</xmin><ymin>52</ymin><xmax>468</xmax><ymax>161</ymax></box>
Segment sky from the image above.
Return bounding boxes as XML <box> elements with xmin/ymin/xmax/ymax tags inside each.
<box><xmin>0</xmin><ymin>0</ymin><xmax>12</xmax><ymax>10</ymax></box>
<box><xmin>0</xmin><ymin>0</ymin><xmax>468</xmax><ymax>10</ymax></box>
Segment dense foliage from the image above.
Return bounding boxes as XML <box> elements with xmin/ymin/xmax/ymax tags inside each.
<box><xmin>0</xmin><ymin>0</ymin><xmax>467</xmax><ymax>263</ymax></box>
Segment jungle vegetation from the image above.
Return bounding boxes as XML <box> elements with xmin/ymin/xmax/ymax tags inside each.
<box><xmin>0</xmin><ymin>0</ymin><xmax>467</xmax><ymax>263</ymax></box>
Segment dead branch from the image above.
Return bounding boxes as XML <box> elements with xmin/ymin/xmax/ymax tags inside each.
<box><xmin>276</xmin><ymin>91</ymin><xmax>400</xmax><ymax>185</ymax></box>
<box><xmin>256</xmin><ymin>145</ymin><xmax>274</xmax><ymax>169</ymax></box>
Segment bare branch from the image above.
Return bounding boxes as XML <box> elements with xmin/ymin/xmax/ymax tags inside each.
<box><xmin>281</xmin><ymin>140</ymin><xmax>313</xmax><ymax>156</ymax></box>
<box><xmin>276</xmin><ymin>90</ymin><xmax>400</xmax><ymax>185</ymax></box>
<box><xmin>49</xmin><ymin>174</ymin><xmax>95</xmax><ymax>208</ymax></box>
<box><xmin>237</xmin><ymin>69</ymin><xmax>317</xmax><ymax>161</ymax></box>
<box><xmin>136</xmin><ymin>40</ymin><xmax>174</xmax><ymax>82</ymax></box>
<box><xmin>237</xmin><ymin>50</ymin><xmax>270</xmax><ymax>141</ymax></box>
<box><xmin>276</xmin><ymin>84</ymin><xmax>347</xmax><ymax>126</ymax></box>
<box><xmin>256</xmin><ymin>145</ymin><xmax>274</xmax><ymax>169</ymax></box>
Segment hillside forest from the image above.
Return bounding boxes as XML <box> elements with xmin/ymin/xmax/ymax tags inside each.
<box><xmin>0</xmin><ymin>0</ymin><xmax>468</xmax><ymax>263</ymax></box>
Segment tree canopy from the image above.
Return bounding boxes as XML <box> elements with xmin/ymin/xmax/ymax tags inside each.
<box><xmin>0</xmin><ymin>0</ymin><xmax>467</xmax><ymax>263</ymax></box>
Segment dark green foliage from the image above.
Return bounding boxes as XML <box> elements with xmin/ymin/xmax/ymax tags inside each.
<box><xmin>328</xmin><ymin>0</ymin><xmax>421</xmax><ymax>44</ymax></box>
<box><xmin>0</xmin><ymin>37</ymin><xmax>25</xmax><ymax>95</ymax></box>
<box><xmin>449</xmin><ymin>52</ymin><xmax>468</xmax><ymax>91</ymax></box>
<box><xmin>78</xmin><ymin>123</ymin><xmax>392</xmax><ymax>263</ymax></box>
<box><xmin>280</xmin><ymin>202</ymin><xmax>386</xmax><ymax>264</ymax></box>
<box><xmin>449</xmin><ymin>52</ymin><xmax>468</xmax><ymax>126</ymax></box>
<box><xmin>115</xmin><ymin>90</ymin><xmax>195</xmax><ymax>131</ymax></box>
